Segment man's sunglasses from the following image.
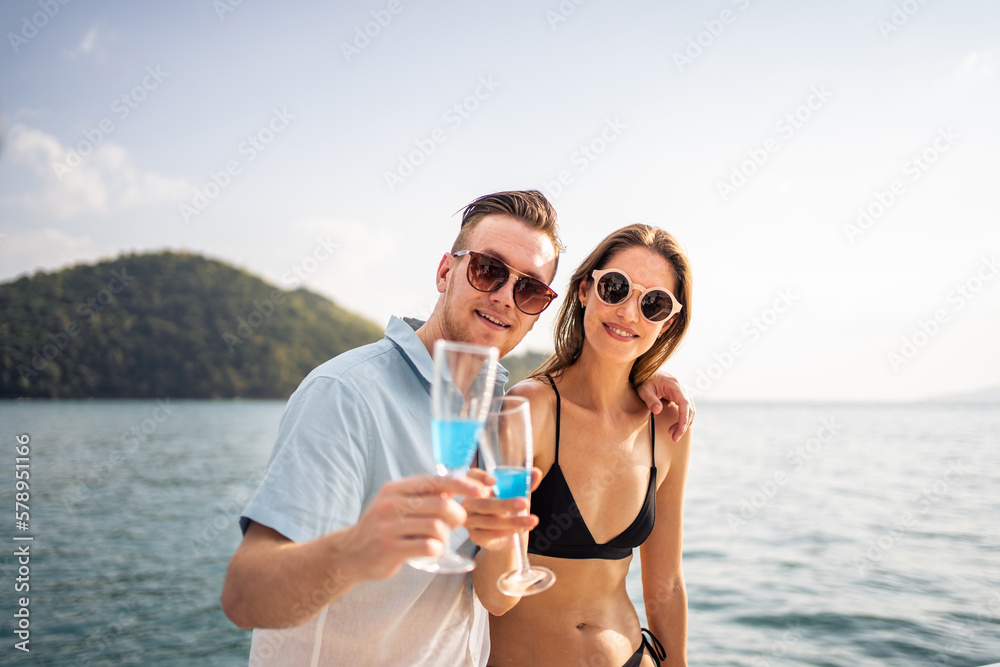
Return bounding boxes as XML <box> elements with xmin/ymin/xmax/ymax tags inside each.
<box><xmin>591</xmin><ymin>268</ymin><xmax>682</xmax><ymax>323</ymax></box>
<box><xmin>453</xmin><ymin>251</ymin><xmax>558</xmax><ymax>315</ymax></box>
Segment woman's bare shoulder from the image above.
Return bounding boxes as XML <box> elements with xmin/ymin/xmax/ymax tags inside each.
<box><xmin>508</xmin><ymin>378</ymin><xmax>559</xmax><ymax>421</ymax></box>
<box><xmin>508</xmin><ymin>376</ymin><xmax>555</xmax><ymax>401</ymax></box>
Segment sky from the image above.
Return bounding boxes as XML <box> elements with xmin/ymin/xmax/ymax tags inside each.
<box><xmin>1</xmin><ymin>0</ymin><xmax>998</xmax><ymax>402</ymax></box>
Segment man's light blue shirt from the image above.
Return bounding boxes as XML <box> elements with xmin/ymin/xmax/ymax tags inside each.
<box><xmin>241</xmin><ymin>316</ymin><xmax>507</xmax><ymax>666</ymax></box>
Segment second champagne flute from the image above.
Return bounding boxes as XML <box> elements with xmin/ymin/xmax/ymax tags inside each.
<box><xmin>479</xmin><ymin>395</ymin><xmax>556</xmax><ymax>596</ymax></box>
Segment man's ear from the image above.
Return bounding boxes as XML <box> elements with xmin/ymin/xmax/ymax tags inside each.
<box><xmin>435</xmin><ymin>253</ymin><xmax>453</xmax><ymax>294</ymax></box>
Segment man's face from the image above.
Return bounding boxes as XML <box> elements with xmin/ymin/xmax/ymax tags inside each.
<box><xmin>437</xmin><ymin>214</ymin><xmax>558</xmax><ymax>357</ymax></box>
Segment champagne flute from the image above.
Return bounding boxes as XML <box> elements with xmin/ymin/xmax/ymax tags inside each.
<box><xmin>408</xmin><ymin>339</ymin><xmax>499</xmax><ymax>574</ymax></box>
<box><xmin>479</xmin><ymin>395</ymin><xmax>556</xmax><ymax>596</ymax></box>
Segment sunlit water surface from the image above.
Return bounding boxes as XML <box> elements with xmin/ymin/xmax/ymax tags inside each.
<box><xmin>1</xmin><ymin>400</ymin><xmax>997</xmax><ymax>666</ymax></box>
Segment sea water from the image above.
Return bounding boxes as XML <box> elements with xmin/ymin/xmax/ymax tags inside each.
<box><xmin>1</xmin><ymin>400</ymin><xmax>997</xmax><ymax>666</ymax></box>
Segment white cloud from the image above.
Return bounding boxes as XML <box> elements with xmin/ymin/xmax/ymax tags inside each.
<box><xmin>60</xmin><ymin>25</ymin><xmax>116</xmax><ymax>61</ymax></box>
<box><xmin>2</xmin><ymin>124</ymin><xmax>191</xmax><ymax>220</ymax></box>
<box><xmin>955</xmin><ymin>52</ymin><xmax>994</xmax><ymax>80</ymax></box>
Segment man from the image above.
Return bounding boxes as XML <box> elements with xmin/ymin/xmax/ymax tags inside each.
<box><xmin>221</xmin><ymin>190</ymin><xmax>694</xmax><ymax>665</ymax></box>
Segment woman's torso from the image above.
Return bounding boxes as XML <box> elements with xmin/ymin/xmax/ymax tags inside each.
<box><xmin>488</xmin><ymin>377</ymin><xmax>669</xmax><ymax>667</ymax></box>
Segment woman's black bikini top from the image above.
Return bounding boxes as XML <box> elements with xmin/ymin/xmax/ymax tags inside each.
<box><xmin>526</xmin><ymin>376</ymin><xmax>656</xmax><ymax>560</ymax></box>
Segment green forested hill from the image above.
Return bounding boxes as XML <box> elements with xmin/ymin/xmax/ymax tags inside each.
<box><xmin>0</xmin><ymin>251</ymin><xmax>384</xmax><ymax>398</ymax></box>
<box><xmin>500</xmin><ymin>350</ymin><xmax>551</xmax><ymax>387</ymax></box>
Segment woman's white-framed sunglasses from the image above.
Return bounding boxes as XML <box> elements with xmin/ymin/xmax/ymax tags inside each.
<box><xmin>590</xmin><ymin>268</ymin><xmax>682</xmax><ymax>323</ymax></box>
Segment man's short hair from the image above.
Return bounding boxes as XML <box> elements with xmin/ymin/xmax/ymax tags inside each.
<box><xmin>451</xmin><ymin>190</ymin><xmax>564</xmax><ymax>274</ymax></box>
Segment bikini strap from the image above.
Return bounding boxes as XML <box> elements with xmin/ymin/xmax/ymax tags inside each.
<box><xmin>641</xmin><ymin>628</ymin><xmax>667</xmax><ymax>665</ymax></box>
<box><xmin>544</xmin><ymin>374</ymin><xmax>561</xmax><ymax>462</ymax></box>
<box><xmin>649</xmin><ymin>412</ymin><xmax>656</xmax><ymax>468</ymax></box>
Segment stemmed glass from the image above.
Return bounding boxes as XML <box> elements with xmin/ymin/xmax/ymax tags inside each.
<box><xmin>408</xmin><ymin>339</ymin><xmax>499</xmax><ymax>574</ymax></box>
<box><xmin>479</xmin><ymin>395</ymin><xmax>556</xmax><ymax>596</ymax></box>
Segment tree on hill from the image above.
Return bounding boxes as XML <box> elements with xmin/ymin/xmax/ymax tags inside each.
<box><xmin>501</xmin><ymin>350</ymin><xmax>552</xmax><ymax>388</ymax></box>
<box><xmin>0</xmin><ymin>251</ymin><xmax>383</xmax><ymax>399</ymax></box>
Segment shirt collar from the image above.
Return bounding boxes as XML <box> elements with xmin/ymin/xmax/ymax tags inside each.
<box><xmin>384</xmin><ymin>316</ymin><xmax>509</xmax><ymax>393</ymax></box>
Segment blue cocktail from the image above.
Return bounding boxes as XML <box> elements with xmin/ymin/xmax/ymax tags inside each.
<box><xmin>407</xmin><ymin>340</ymin><xmax>498</xmax><ymax>575</ymax></box>
<box><xmin>479</xmin><ymin>395</ymin><xmax>556</xmax><ymax>596</ymax></box>
<box><xmin>432</xmin><ymin>418</ymin><xmax>484</xmax><ymax>474</ymax></box>
<box><xmin>492</xmin><ymin>466</ymin><xmax>531</xmax><ymax>499</ymax></box>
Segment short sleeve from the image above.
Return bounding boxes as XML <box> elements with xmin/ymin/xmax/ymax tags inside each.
<box><xmin>240</xmin><ymin>376</ymin><xmax>371</xmax><ymax>543</ymax></box>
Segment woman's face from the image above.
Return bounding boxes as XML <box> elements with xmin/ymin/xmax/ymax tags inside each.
<box><xmin>578</xmin><ymin>245</ymin><xmax>679</xmax><ymax>364</ymax></box>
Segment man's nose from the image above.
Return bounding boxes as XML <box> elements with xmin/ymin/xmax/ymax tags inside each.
<box><xmin>489</xmin><ymin>276</ymin><xmax>517</xmax><ymax>309</ymax></box>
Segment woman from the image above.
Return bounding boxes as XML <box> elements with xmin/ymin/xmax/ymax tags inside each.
<box><xmin>488</xmin><ymin>224</ymin><xmax>693</xmax><ymax>667</ymax></box>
